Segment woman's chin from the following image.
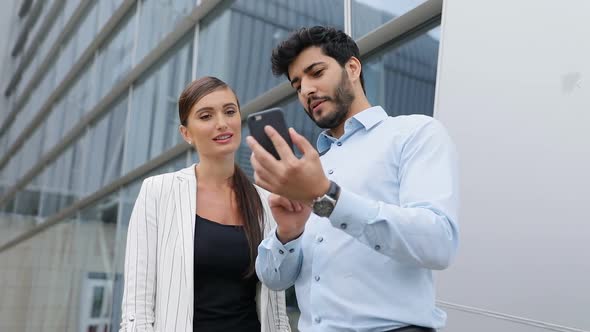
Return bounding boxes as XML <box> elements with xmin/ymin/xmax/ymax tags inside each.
<box><xmin>201</xmin><ymin>145</ymin><xmax>240</xmax><ymax>159</ymax></box>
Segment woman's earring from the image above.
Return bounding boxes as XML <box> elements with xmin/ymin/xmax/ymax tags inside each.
<box><xmin>188</xmin><ymin>141</ymin><xmax>192</xmax><ymax>145</ymax></box>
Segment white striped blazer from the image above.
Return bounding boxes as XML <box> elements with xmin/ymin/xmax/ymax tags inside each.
<box><xmin>120</xmin><ymin>164</ymin><xmax>291</xmax><ymax>332</ymax></box>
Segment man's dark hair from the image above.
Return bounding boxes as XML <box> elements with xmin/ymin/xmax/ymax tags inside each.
<box><xmin>271</xmin><ymin>26</ymin><xmax>365</xmax><ymax>93</ymax></box>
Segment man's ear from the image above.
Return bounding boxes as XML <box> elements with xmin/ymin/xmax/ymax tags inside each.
<box><xmin>346</xmin><ymin>56</ymin><xmax>362</xmax><ymax>82</ymax></box>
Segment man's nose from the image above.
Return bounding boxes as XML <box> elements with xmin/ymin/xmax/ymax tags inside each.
<box><xmin>300</xmin><ymin>79</ymin><xmax>316</xmax><ymax>98</ymax></box>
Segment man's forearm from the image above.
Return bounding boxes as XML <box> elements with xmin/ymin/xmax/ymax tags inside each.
<box><xmin>256</xmin><ymin>232</ymin><xmax>303</xmax><ymax>290</ymax></box>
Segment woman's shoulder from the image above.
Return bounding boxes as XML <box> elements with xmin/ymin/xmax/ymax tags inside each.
<box><xmin>141</xmin><ymin>172</ymin><xmax>175</xmax><ymax>187</ymax></box>
<box><xmin>139</xmin><ymin>165</ymin><xmax>195</xmax><ymax>192</ymax></box>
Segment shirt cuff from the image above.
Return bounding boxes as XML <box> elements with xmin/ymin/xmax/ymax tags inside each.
<box><xmin>328</xmin><ymin>187</ymin><xmax>380</xmax><ymax>237</ymax></box>
<box><xmin>263</xmin><ymin>227</ymin><xmax>303</xmax><ymax>265</ymax></box>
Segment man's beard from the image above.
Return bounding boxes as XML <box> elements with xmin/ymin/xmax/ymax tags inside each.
<box><xmin>307</xmin><ymin>69</ymin><xmax>355</xmax><ymax>129</ymax></box>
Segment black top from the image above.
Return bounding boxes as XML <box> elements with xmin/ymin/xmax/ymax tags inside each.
<box><xmin>194</xmin><ymin>214</ymin><xmax>260</xmax><ymax>332</ymax></box>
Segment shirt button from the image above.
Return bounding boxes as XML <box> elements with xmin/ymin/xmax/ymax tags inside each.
<box><xmin>314</xmin><ymin>275</ymin><xmax>320</xmax><ymax>282</ymax></box>
<box><xmin>317</xmin><ymin>236</ymin><xmax>324</xmax><ymax>243</ymax></box>
<box><xmin>328</xmin><ymin>169</ymin><xmax>334</xmax><ymax>174</ymax></box>
<box><xmin>314</xmin><ymin>317</ymin><xmax>322</xmax><ymax>323</ymax></box>
<box><xmin>289</xmin><ymin>248</ymin><xmax>294</xmax><ymax>253</ymax></box>
<box><xmin>336</xmin><ymin>142</ymin><xmax>342</xmax><ymax>146</ymax></box>
<box><xmin>375</xmin><ymin>245</ymin><xmax>381</xmax><ymax>251</ymax></box>
<box><xmin>279</xmin><ymin>249</ymin><xmax>284</xmax><ymax>255</ymax></box>
<box><xmin>340</xmin><ymin>223</ymin><xmax>347</xmax><ymax>230</ymax></box>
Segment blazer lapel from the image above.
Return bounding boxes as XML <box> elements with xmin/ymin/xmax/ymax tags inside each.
<box><xmin>172</xmin><ymin>164</ymin><xmax>197</xmax><ymax>304</ymax></box>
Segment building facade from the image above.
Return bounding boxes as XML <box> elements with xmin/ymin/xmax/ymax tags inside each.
<box><xmin>0</xmin><ymin>0</ymin><xmax>440</xmax><ymax>331</ymax></box>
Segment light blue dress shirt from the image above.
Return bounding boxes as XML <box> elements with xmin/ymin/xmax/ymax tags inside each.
<box><xmin>256</xmin><ymin>106</ymin><xmax>460</xmax><ymax>332</ymax></box>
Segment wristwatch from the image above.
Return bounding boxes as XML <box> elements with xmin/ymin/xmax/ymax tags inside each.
<box><xmin>312</xmin><ymin>181</ymin><xmax>341</xmax><ymax>217</ymax></box>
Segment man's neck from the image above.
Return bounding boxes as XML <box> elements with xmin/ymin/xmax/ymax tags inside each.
<box><xmin>329</xmin><ymin>95</ymin><xmax>372</xmax><ymax>139</ymax></box>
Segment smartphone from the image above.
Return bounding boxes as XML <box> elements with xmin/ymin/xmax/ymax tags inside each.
<box><xmin>247</xmin><ymin>108</ymin><xmax>294</xmax><ymax>160</ymax></box>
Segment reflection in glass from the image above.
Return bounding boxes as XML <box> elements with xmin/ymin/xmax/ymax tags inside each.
<box><xmin>43</xmin><ymin>104</ymin><xmax>66</xmax><ymax>155</ymax></box>
<box><xmin>91</xmin><ymin>286</ymin><xmax>105</xmax><ymax>318</ymax></box>
<box><xmin>197</xmin><ymin>0</ymin><xmax>345</xmax><ymax>105</ymax></box>
<box><xmin>63</xmin><ymin>64</ymin><xmax>95</xmax><ymax>129</ymax></box>
<box><xmin>98</xmin><ymin>0</ymin><xmax>126</xmax><ymax>29</ymax></box>
<box><xmin>96</xmin><ymin>10</ymin><xmax>136</xmax><ymax>101</ymax></box>
<box><xmin>37</xmin><ymin>131</ymin><xmax>86</xmax><ymax>219</ymax></box>
<box><xmin>84</xmin><ymin>97</ymin><xmax>128</xmax><ymax>195</ymax></box>
<box><xmin>37</xmin><ymin>8</ymin><xmax>64</xmax><ymax>70</ymax></box>
<box><xmin>352</xmin><ymin>0</ymin><xmax>431</xmax><ymax>38</ymax></box>
<box><xmin>0</xmin><ymin>190</ymin><xmax>118</xmax><ymax>331</ymax></box>
<box><xmin>363</xmin><ymin>26</ymin><xmax>439</xmax><ymax>116</ymax></box>
<box><xmin>124</xmin><ymin>33</ymin><xmax>193</xmax><ymax>173</ymax></box>
<box><xmin>136</xmin><ymin>0</ymin><xmax>195</xmax><ymax>63</ymax></box>
<box><xmin>55</xmin><ymin>2</ymin><xmax>99</xmax><ymax>86</ymax></box>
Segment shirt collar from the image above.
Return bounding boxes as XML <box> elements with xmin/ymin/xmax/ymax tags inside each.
<box><xmin>317</xmin><ymin>106</ymin><xmax>388</xmax><ymax>154</ymax></box>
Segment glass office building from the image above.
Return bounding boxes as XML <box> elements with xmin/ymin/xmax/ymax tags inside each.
<box><xmin>0</xmin><ymin>0</ymin><xmax>441</xmax><ymax>330</ymax></box>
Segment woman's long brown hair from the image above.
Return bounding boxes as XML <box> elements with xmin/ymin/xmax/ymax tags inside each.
<box><xmin>178</xmin><ymin>76</ymin><xmax>263</xmax><ymax>277</ymax></box>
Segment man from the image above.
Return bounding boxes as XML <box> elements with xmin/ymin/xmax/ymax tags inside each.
<box><xmin>247</xmin><ymin>26</ymin><xmax>459</xmax><ymax>332</ymax></box>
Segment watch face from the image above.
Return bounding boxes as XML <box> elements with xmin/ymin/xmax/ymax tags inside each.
<box><xmin>313</xmin><ymin>199</ymin><xmax>334</xmax><ymax>217</ymax></box>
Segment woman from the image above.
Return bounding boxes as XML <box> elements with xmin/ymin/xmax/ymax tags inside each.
<box><xmin>119</xmin><ymin>76</ymin><xmax>291</xmax><ymax>332</ymax></box>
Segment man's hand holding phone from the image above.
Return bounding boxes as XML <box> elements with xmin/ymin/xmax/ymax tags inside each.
<box><xmin>246</xmin><ymin>108</ymin><xmax>329</xmax><ymax>205</ymax></box>
<box><xmin>247</xmin><ymin>125</ymin><xmax>329</xmax><ymax>203</ymax></box>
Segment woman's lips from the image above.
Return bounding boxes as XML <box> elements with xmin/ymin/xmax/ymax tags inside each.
<box><xmin>213</xmin><ymin>133</ymin><xmax>233</xmax><ymax>144</ymax></box>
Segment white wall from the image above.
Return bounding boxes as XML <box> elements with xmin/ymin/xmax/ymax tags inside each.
<box><xmin>434</xmin><ymin>1</ymin><xmax>590</xmax><ymax>331</ymax></box>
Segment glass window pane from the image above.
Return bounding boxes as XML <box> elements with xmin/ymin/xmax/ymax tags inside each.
<box><xmin>15</xmin><ymin>123</ymin><xmax>45</xmax><ymax>183</ymax></box>
<box><xmin>56</xmin><ymin>33</ymin><xmax>77</xmax><ymax>85</ymax></box>
<box><xmin>197</xmin><ymin>0</ymin><xmax>344</xmax><ymax>105</ymax></box>
<box><xmin>39</xmin><ymin>145</ymin><xmax>77</xmax><ymax>218</ymax></box>
<box><xmin>74</xmin><ymin>2</ymin><xmax>99</xmax><ymax>61</ymax></box>
<box><xmin>38</xmin><ymin>132</ymin><xmax>87</xmax><ymax>219</ymax></box>
<box><xmin>14</xmin><ymin>189</ymin><xmax>40</xmax><ymax>216</ymax></box>
<box><xmin>0</xmin><ymin>192</ymin><xmax>119</xmax><ymax>330</ymax></box>
<box><xmin>64</xmin><ymin>0</ymin><xmax>81</xmax><ymax>21</ymax></box>
<box><xmin>85</xmin><ymin>97</ymin><xmax>128</xmax><ymax>195</ymax></box>
<box><xmin>63</xmin><ymin>64</ymin><xmax>95</xmax><ymax>134</ymax></box>
<box><xmin>124</xmin><ymin>33</ymin><xmax>193</xmax><ymax>172</ymax></box>
<box><xmin>96</xmin><ymin>11</ymin><xmax>136</xmax><ymax>101</ymax></box>
<box><xmin>352</xmin><ymin>0</ymin><xmax>428</xmax><ymax>38</ymax></box>
<box><xmin>5</xmin><ymin>149</ymin><xmax>23</xmax><ymax>183</ymax></box>
<box><xmin>135</xmin><ymin>0</ymin><xmax>195</xmax><ymax>62</ymax></box>
<box><xmin>0</xmin><ymin>219</ymin><xmax>77</xmax><ymax>331</ymax></box>
<box><xmin>363</xmin><ymin>26</ymin><xmax>440</xmax><ymax>116</ymax></box>
<box><xmin>69</xmin><ymin>134</ymin><xmax>88</xmax><ymax>199</ymax></box>
<box><xmin>38</xmin><ymin>9</ymin><xmax>64</xmax><ymax>64</ymax></box>
<box><xmin>38</xmin><ymin>131</ymin><xmax>87</xmax><ymax>218</ymax></box>
<box><xmin>42</xmin><ymin>105</ymin><xmax>65</xmax><ymax>155</ymax></box>
<box><xmin>98</xmin><ymin>0</ymin><xmax>126</xmax><ymax>29</ymax></box>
